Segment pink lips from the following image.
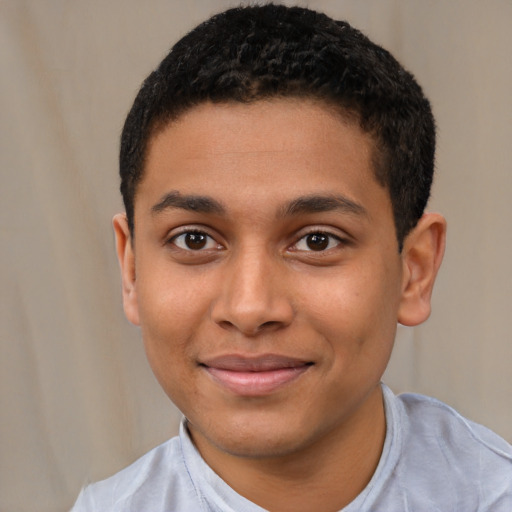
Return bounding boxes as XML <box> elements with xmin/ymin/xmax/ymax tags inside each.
<box><xmin>201</xmin><ymin>354</ymin><xmax>312</xmax><ymax>396</ymax></box>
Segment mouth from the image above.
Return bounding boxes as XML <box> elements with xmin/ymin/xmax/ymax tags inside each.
<box><xmin>199</xmin><ymin>354</ymin><xmax>313</xmax><ymax>396</ymax></box>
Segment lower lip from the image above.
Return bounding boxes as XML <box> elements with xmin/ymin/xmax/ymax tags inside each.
<box><xmin>204</xmin><ymin>366</ymin><xmax>311</xmax><ymax>396</ymax></box>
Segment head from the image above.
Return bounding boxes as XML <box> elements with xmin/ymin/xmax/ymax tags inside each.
<box><xmin>113</xmin><ymin>3</ymin><xmax>446</xmax><ymax>491</ymax></box>
<box><xmin>120</xmin><ymin>4</ymin><xmax>435</xmax><ymax>250</ymax></box>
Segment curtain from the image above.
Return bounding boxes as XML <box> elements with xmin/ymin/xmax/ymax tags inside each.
<box><xmin>1</xmin><ymin>1</ymin><xmax>510</xmax><ymax>510</ymax></box>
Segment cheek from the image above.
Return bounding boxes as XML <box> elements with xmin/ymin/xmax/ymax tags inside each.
<box><xmin>138</xmin><ymin>289</ymin><xmax>200</xmax><ymax>413</ymax></box>
<box><xmin>297</xmin><ymin>260</ymin><xmax>401</xmax><ymax>351</ymax></box>
<box><xmin>135</xmin><ymin>276</ymin><xmax>200</xmax><ymax>378</ymax></box>
<box><xmin>136</xmin><ymin>267</ymin><xmax>210</xmax><ymax>337</ymax></box>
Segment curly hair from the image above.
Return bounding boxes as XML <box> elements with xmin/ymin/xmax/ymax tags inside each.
<box><xmin>120</xmin><ymin>4</ymin><xmax>435</xmax><ymax>248</ymax></box>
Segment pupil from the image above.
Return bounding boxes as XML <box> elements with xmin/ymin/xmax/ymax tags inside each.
<box><xmin>185</xmin><ymin>232</ymin><xmax>207</xmax><ymax>250</ymax></box>
<box><xmin>307</xmin><ymin>233</ymin><xmax>328</xmax><ymax>251</ymax></box>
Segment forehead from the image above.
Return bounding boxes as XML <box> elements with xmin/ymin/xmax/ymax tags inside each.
<box><xmin>137</xmin><ymin>99</ymin><xmax>389</xmax><ymax>220</ymax></box>
<box><xmin>149</xmin><ymin>99</ymin><xmax>367</xmax><ymax>156</ymax></box>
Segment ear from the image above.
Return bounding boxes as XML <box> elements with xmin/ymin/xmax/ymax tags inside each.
<box><xmin>398</xmin><ymin>213</ymin><xmax>446</xmax><ymax>326</ymax></box>
<box><xmin>113</xmin><ymin>213</ymin><xmax>140</xmax><ymax>326</ymax></box>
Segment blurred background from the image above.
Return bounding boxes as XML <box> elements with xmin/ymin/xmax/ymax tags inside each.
<box><xmin>1</xmin><ymin>1</ymin><xmax>511</xmax><ymax>510</ymax></box>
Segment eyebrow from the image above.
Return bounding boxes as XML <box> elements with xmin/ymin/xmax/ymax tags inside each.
<box><xmin>279</xmin><ymin>194</ymin><xmax>367</xmax><ymax>218</ymax></box>
<box><xmin>151</xmin><ymin>191</ymin><xmax>366</xmax><ymax>219</ymax></box>
<box><xmin>151</xmin><ymin>191</ymin><xmax>225</xmax><ymax>215</ymax></box>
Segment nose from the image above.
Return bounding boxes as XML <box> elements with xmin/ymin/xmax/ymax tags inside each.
<box><xmin>210</xmin><ymin>245</ymin><xmax>294</xmax><ymax>336</ymax></box>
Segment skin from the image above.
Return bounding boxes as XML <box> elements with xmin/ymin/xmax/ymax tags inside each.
<box><xmin>114</xmin><ymin>99</ymin><xmax>446</xmax><ymax>511</ymax></box>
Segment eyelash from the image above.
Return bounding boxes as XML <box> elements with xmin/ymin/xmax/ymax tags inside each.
<box><xmin>168</xmin><ymin>228</ymin><xmax>346</xmax><ymax>253</ymax></box>
<box><xmin>169</xmin><ymin>229</ymin><xmax>220</xmax><ymax>251</ymax></box>
<box><xmin>292</xmin><ymin>231</ymin><xmax>344</xmax><ymax>252</ymax></box>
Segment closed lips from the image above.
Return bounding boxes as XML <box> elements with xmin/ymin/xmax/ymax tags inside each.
<box><xmin>200</xmin><ymin>355</ymin><xmax>313</xmax><ymax>396</ymax></box>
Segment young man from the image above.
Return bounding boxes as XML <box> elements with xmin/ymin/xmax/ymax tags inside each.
<box><xmin>73</xmin><ymin>4</ymin><xmax>512</xmax><ymax>511</ymax></box>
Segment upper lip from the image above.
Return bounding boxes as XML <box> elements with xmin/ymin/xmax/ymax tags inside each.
<box><xmin>200</xmin><ymin>354</ymin><xmax>313</xmax><ymax>372</ymax></box>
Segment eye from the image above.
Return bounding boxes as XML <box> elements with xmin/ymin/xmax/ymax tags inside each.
<box><xmin>294</xmin><ymin>232</ymin><xmax>342</xmax><ymax>252</ymax></box>
<box><xmin>171</xmin><ymin>231</ymin><xmax>219</xmax><ymax>251</ymax></box>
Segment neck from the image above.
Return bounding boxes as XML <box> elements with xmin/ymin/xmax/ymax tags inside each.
<box><xmin>190</xmin><ymin>385</ymin><xmax>387</xmax><ymax>512</ymax></box>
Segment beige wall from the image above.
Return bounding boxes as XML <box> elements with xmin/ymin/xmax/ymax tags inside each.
<box><xmin>1</xmin><ymin>1</ymin><xmax>511</xmax><ymax>510</ymax></box>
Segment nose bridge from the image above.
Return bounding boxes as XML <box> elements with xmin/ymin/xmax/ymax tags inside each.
<box><xmin>211</xmin><ymin>242</ymin><xmax>293</xmax><ymax>334</ymax></box>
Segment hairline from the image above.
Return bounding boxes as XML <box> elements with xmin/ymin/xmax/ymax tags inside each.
<box><xmin>130</xmin><ymin>95</ymin><xmax>392</xmax><ymax>237</ymax></box>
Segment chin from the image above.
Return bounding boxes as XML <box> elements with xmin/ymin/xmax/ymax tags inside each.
<box><xmin>190</xmin><ymin>410</ymin><xmax>321</xmax><ymax>460</ymax></box>
<box><xmin>214</xmin><ymin>431</ymin><xmax>303</xmax><ymax>459</ymax></box>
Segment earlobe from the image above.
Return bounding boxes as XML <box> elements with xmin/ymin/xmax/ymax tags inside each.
<box><xmin>113</xmin><ymin>213</ymin><xmax>140</xmax><ymax>326</ymax></box>
<box><xmin>398</xmin><ymin>213</ymin><xmax>446</xmax><ymax>327</ymax></box>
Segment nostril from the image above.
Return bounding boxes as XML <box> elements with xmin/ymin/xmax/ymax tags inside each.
<box><xmin>260</xmin><ymin>320</ymin><xmax>282</xmax><ymax>331</ymax></box>
<box><xmin>215</xmin><ymin>319</ymin><xmax>284</xmax><ymax>336</ymax></box>
<box><xmin>210</xmin><ymin>285</ymin><xmax>295</xmax><ymax>335</ymax></box>
<box><xmin>217</xmin><ymin>320</ymin><xmax>235</xmax><ymax>331</ymax></box>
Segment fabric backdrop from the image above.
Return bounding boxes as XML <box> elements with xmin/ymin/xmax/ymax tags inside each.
<box><xmin>1</xmin><ymin>1</ymin><xmax>511</xmax><ymax>510</ymax></box>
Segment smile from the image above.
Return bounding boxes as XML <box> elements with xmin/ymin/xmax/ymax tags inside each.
<box><xmin>200</xmin><ymin>354</ymin><xmax>313</xmax><ymax>397</ymax></box>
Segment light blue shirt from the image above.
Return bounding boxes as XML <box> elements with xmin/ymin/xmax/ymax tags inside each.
<box><xmin>72</xmin><ymin>384</ymin><xmax>512</xmax><ymax>511</ymax></box>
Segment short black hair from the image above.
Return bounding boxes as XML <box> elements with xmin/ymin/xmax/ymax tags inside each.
<box><xmin>120</xmin><ymin>3</ymin><xmax>435</xmax><ymax>249</ymax></box>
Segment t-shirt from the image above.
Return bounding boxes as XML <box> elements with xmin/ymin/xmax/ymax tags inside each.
<box><xmin>71</xmin><ymin>384</ymin><xmax>512</xmax><ymax>511</ymax></box>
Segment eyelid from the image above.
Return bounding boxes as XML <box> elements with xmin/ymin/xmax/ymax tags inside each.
<box><xmin>289</xmin><ymin>227</ymin><xmax>350</xmax><ymax>252</ymax></box>
<box><xmin>166</xmin><ymin>225</ymin><xmax>224</xmax><ymax>250</ymax></box>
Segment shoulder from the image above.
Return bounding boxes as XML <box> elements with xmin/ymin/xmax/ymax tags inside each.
<box><xmin>71</xmin><ymin>435</ymin><xmax>199</xmax><ymax>512</ymax></box>
<box><xmin>398</xmin><ymin>391</ymin><xmax>512</xmax><ymax>459</ymax></box>
<box><xmin>389</xmin><ymin>390</ymin><xmax>512</xmax><ymax>509</ymax></box>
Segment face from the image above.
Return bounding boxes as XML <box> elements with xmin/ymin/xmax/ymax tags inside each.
<box><xmin>117</xmin><ymin>99</ymin><xmax>410</xmax><ymax>462</ymax></box>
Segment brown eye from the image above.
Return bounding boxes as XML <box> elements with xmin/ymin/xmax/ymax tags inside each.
<box><xmin>306</xmin><ymin>233</ymin><xmax>329</xmax><ymax>251</ymax></box>
<box><xmin>294</xmin><ymin>231</ymin><xmax>342</xmax><ymax>252</ymax></box>
<box><xmin>185</xmin><ymin>232</ymin><xmax>207</xmax><ymax>250</ymax></box>
<box><xmin>172</xmin><ymin>231</ymin><xmax>217</xmax><ymax>251</ymax></box>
